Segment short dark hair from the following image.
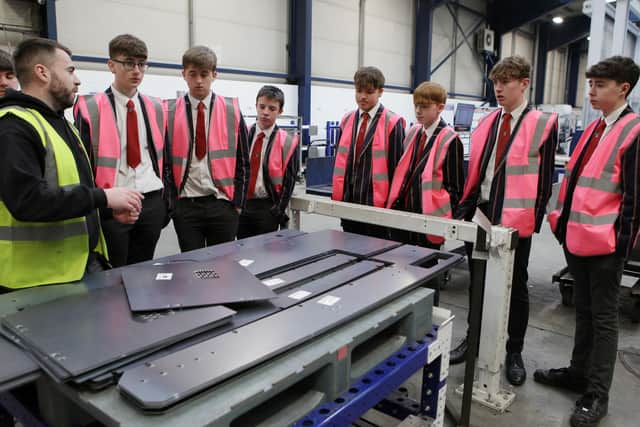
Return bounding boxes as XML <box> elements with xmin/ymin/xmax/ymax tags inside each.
<box><xmin>586</xmin><ymin>56</ymin><xmax>640</xmax><ymax>97</ymax></box>
<box><xmin>182</xmin><ymin>45</ymin><xmax>217</xmax><ymax>71</ymax></box>
<box><xmin>109</xmin><ymin>34</ymin><xmax>147</xmax><ymax>59</ymax></box>
<box><xmin>13</xmin><ymin>37</ymin><xmax>72</xmax><ymax>85</ymax></box>
<box><xmin>0</xmin><ymin>49</ymin><xmax>14</xmax><ymax>73</ymax></box>
<box><xmin>489</xmin><ymin>55</ymin><xmax>531</xmax><ymax>82</ymax></box>
<box><xmin>354</xmin><ymin>66</ymin><xmax>385</xmax><ymax>90</ymax></box>
<box><xmin>256</xmin><ymin>85</ymin><xmax>285</xmax><ymax>109</ymax></box>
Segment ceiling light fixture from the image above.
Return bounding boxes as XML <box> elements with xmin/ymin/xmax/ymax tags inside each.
<box><xmin>552</xmin><ymin>16</ymin><xmax>564</xmax><ymax>24</ymax></box>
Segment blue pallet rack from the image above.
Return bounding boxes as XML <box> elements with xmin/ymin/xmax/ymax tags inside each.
<box><xmin>294</xmin><ymin>325</ymin><xmax>445</xmax><ymax>426</ymax></box>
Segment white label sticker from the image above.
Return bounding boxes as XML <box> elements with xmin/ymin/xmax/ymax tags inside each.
<box><xmin>238</xmin><ymin>259</ymin><xmax>254</xmax><ymax>267</ymax></box>
<box><xmin>317</xmin><ymin>295</ymin><xmax>340</xmax><ymax>306</ymax></box>
<box><xmin>155</xmin><ymin>273</ymin><xmax>173</xmax><ymax>281</ymax></box>
<box><xmin>262</xmin><ymin>278</ymin><xmax>286</xmax><ymax>287</ymax></box>
<box><xmin>288</xmin><ymin>290</ymin><xmax>311</xmax><ymax>300</ymax></box>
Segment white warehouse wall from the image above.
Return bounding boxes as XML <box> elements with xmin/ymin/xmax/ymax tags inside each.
<box><xmin>312</xmin><ymin>0</ymin><xmax>359</xmax><ymax>80</ymax></box>
<box><xmin>363</xmin><ymin>0</ymin><xmax>413</xmax><ymax>87</ymax></box>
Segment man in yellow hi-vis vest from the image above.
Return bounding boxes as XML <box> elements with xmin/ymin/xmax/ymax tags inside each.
<box><xmin>0</xmin><ymin>38</ymin><xmax>143</xmax><ymax>292</ymax></box>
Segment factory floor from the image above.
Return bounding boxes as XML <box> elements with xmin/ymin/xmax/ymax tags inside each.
<box><xmin>153</xmin><ymin>196</ymin><xmax>640</xmax><ymax>427</ymax></box>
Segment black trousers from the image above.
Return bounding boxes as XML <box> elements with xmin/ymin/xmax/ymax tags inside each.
<box><xmin>466</xmin><ymin>236</ymin><xmax>532</xmax><ymax>354</ymax></box>
<box><xmin>564</xmin><ymin>247</ymin><xmax>624</xmax><ymax>399</ymax></box>
<box><xmin>341</xmin><ymin>219</ymin><xmax>389</xmax><ymax>239</ymax></box>
<box><xmin>100</xmin><ymin>190</ymin><xmax>167</xmax><ymax>267</ymax></box>
<box><xmin>173</xmin><ymin>195</ymin><xmax>239</xmax><ymax>252</ymax></box>
<box><xmin>237</xmin><ymin>199</ymin><xmax>280</xmax><ymax>239</ymax></box>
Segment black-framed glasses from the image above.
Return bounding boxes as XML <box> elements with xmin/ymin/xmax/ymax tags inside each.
<box><xmin>111</xmin><ymin>58</ymin><xmax>149</xmax><ymax>71</ymax></box>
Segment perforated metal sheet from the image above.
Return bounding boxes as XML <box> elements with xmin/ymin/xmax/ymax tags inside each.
<box><xmin>2</xmin><ymin>285</ymin><xmax>236</xmax><ymax>379</ymax></box>
<box><xmin>118</xmin><ymin>264</ymin><xmax>434</xmax><ymax>410</ymax></box>
<box><xmin>122</xmin><ymin>259</ymin><xmax>276</xmax><ymax>312</ymax></box>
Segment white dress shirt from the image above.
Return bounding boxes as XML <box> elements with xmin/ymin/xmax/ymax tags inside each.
<box><xmin>111</xmin><ymin>85</ymin><xmax>163</xmax><ymax>193</ymax></box>
<box><xmin>600</xmin><ymin>102</ymin><xmax>628</xmax><ymax>140</ymax></box>
<box><xmin>358</xmin><ymin>102</ymin><xmax>381</xmax><ymax>136</ymax></box>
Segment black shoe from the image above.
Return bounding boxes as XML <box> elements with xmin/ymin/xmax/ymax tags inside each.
<box><xmin>449</xmin><ymin>337</ymin><xmax>468</xmax><ymax>365</ymax></box>
<box><xmin>533</xmin><ymin>367</ymin><xmax>587</xmax><ymax>393</ymax></box>
<box><xmin>570</xmin><ymin>393</ymin><xmax>608</xmax><ymax>427</ymax></box>
<box><xmin>505</xmin><ymin>353</ymin><xmax>527</xmax><ymax>385</ymax></box>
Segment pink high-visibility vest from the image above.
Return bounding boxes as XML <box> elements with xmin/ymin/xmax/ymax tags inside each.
<box><xmin>460</xmin><ymin>109</ymin><xmax>556</xmax><ymax>237</ymax></box>
<box><xmin>167</xmin><ymin>95</ymin><xmax>241</xmax><ymax>199</ymax></box>
<box><xmin>266</xmin><ymin>129</ymin><xmax>298</xmax><ymax>195</ymax></box>
<box><xmin>74</xmin><ymin>92</ymin><xmax>166</xmax><ymax>188</ymax></box>
<box><xmin>548</xmin><ymin>113</ymin><xmax>640</xmax><ymax>256</ymax></box>
<box><xmin>387</xmin><ymin>124</ymin><xmax>458</xmax><ymax>244</ymax></box>
<box><xmin>332</xmin><ymin>108</ymin><xmax>404</xmax><ymax>207</ymax></box>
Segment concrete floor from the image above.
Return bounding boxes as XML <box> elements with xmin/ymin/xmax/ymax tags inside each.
<box><xmin>152</xmin><ymin>196</ymin><xmax>640</xmax><ymax>427</ymax></box>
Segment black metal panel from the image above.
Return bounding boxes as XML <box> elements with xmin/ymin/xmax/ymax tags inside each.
<box><xmin>372</xmin><ymin>245</ymin><xmax>464</xmax><ymax>271</ymax></box>
<box><xmin>118</xmin><ymin>265</ymin><xmax>435</xmax><ymax>411</ymax></box>
<box><xmin>0</xmin><ymin>338</ymin><xmax>39</xmax><ymax>392</ymax></box>
<box><xmin>262</xmin><ymin>253</ymin><xmax>357</xmax><ymax>292</ymax></box>
<box><xmin>2</xmin><ymin>285</ymin><xmax>236</xmax><ymax>379</ymax></box>
<box><xmin>232</xmin><ymin>230</ymin><xmax>400</xmax><ymax>277</ymax></box>
<box><xmin>271</xmin><ymin>260</ymin><xmax>383</xmax><ymax>309</ymax></box>
<box><xmin>122</xmin><ymin>259</ymin><xmax>276</xmax><ymax>312</ymax></box>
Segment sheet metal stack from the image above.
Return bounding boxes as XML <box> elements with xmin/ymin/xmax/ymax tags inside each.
<box><xmin>0</xmin><ymin>230</ymin><xmax>463</xmax><ymax>415</ymax></box>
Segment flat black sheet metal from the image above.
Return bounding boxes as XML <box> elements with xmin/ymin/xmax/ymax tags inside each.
<box><xmin>0</xmin><ymin>336</ymin><xmax>39</xmax><ymax>393</ymax></box>
<box><xmin>262</xmin><ymin>253</ymin><xmax>357</xmax><ymax>292</ymax></box>
<box><xmin>118</xmin><ymin>264</ymin><xmax>433</xmax><ymax>411</ymax></box>
<box><xmin>372</xmin><ymin>244</ymin><xmax>465</xmax><ymax>269</ymax></box>
<box><xmin>2</xmin><ymin>285</ymin><xmax>236</xmax><ymax>379</ymax></box>
<box><xmin>271</xmin><ymin>260</ymin><xmax>383</xmax><ymax>309</ymax></box>
<box><xmin>230</xmin><ymin>230</ymin><xmax>400</xmax><ymax>277</ymax></box>
<box><xmin>122</xmin><ymin>259</ymin><xmax>276</xmax><ymax>312</ymax></box>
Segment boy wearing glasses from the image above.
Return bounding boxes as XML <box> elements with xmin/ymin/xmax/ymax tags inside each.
<box><xmin>450</xmin><ymin>56</ymin><xmax>557</xmax><ymax>387</ymax></box>
<box><xmin>165</xmin><ymin>46</ymin><xmax>250</xmax><ymax>251</ymax></box>
<box><xmin>386</xmin><ymin>81</ymin><xmax>464</xmax><ymax>248</ymax></box>
<box><xmin>332</xmin><ymin>66</ymin><xmax>405</xmax><ymax>238</ymax></box>
<box><xmin>74</xmin><ymin>34</ymin><xmax>169</xmax><ymax>267</ymax></box>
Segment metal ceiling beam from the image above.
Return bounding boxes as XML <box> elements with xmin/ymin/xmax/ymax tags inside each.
<box><xmin>488</xmin><ymin>0</ymin><xmax>572</xmax><ymax>36</ymax></box>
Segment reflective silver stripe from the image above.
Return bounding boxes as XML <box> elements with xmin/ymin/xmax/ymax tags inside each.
<box><xmin>403</xmin><ymin>125</ymin><xmax>420</xmax><ymax>150</ymax></box>
<box><xmin>373</xmin><ymin>173</ymin><xmax>388</xmax><ymax>181</ymax></box>
<box><xmin>210</xmin><ymin>96</ymin><xmax>238</xmax><ymax>159</ymax></box>
<box><xmin>166</xmin><ymin>99</ymin><xmax>177</xmax><ymax>139</ymax></box>
<box><xmin>272</xmin><ymin>176</ymin><xmax>284</xmax><ymax>185</ymax></box>
<box><xmin>603</xmin><ymin>117</ymin><xmax>640</xmax><ymax>169</ymax></box>
<box><xmin>337</xmin><ymin>145</ymin><xmax>349</xmax><ymax>154</ymax></box>
<box><xmin>422</xmin><ymin>181</ymin><xmax>443</xmax><ymax>191</ymax></box>
<box><xmin>0</xmin><ymin>221</ymin><xmax>87</xmax><ymax>241</ymax></box>
<box><xmin>281</xmin><ymin>132</ymin><xmax>295</xmax><ymax>165</ymax></box>
<box><xmin>212</xmin><ymin>177</ymin><xmax>234</xmax><ymax>187</ymax></box>
<box><xmin>505</xmin><ymin>164</ymin><xmax>539</xmax><ymax>175</ymax></box>
<box><xmin>431</xmin><ymin>203</ymin><xmax>452</xmax><ymax>217</ymax></box>
<box><xmin>575</xmin><ymin>117</ymin><xmax>640</xmax><ymax>192</ymax></box>
<box><xmin>0</xmin><ymin>107</ymin><xmax>59</xmax><ymax>186</ymax></box>
<box><xmin>372</xmin><ymin>149</ymin><xmax>386</xmax><ymax>159</ymax></box>
<box><xmin>503</xmin><ymin>198</ymin><xmax>537</xmax><ymax>209</ymax></box>
<box><xmin>334</xmin><ymin>167</ymin><xmax>345</xmax><ymax>176</ymax></box>
<box><xmin>569</xmin><ymin>211</ymin><xmax>620</xmax><ymax>225</ymax></box>
<box><xmin>576</xmin><ymin>175</ymin><xmax>618</xmax><ymax>193</ymax></box>
<box><xmin>434</xmin><ymin>131</ymin><xmax>455</xmax><ymax>168</ymax></box>
<box><xmin>505</xmin><ymin>112</ymin><xmax>553</xmax><ymax>175</ymax></box>
<box><xmin>96</xmin><ymin>157</ymin><xmax>118</xmax><ymax>168</ymax></box>
<box><xmin>82</xmin><ymin>95</ymin><xmax>102</xmax><ymax>163</ymax></box>
<box><xmin>172</xmin><ymin>155</ymin><xmax>188</xmax><ymax>163</ymax></box>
